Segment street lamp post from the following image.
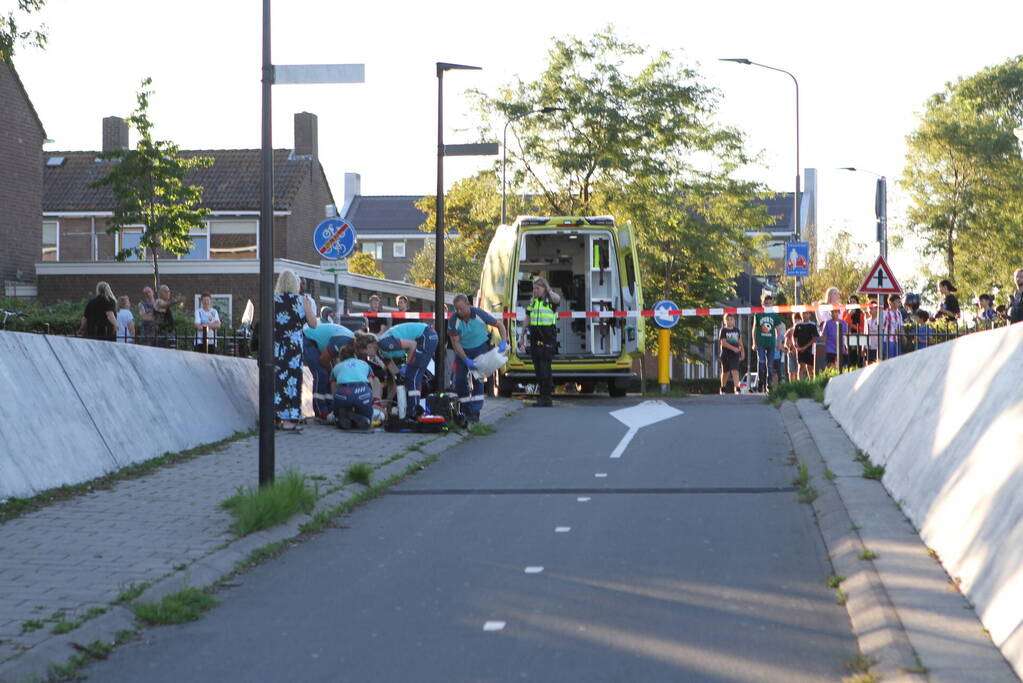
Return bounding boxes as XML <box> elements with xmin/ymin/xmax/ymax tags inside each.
<box><xmin>838</xmin><ymin>167</ymin><xmax>887</xmax><ymax>260</ymax></box>
<box><xmin>501</xmin><ymin>106</ymin><xmax>566</xmax><ymax>225</ymax></box>
<box><xmin>720</xmin><ymin>58</ymin><xmax>802</xmax><ymax>304</ymax></box>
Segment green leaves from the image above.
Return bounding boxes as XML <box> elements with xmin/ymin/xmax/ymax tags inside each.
<box><xmin>1</xmin><ymin>0</ymin><xmax>46</xmax><ymax>63</ymax></box>
<box><xmin>92</xmin><ymin>78</ymin><xmax>211</xmax><ymax>287</ymax></box>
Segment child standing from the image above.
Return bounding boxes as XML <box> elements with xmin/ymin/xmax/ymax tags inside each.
<box><xmin>115</xmin><ymin>295</ymin><xmax>135</xmax><ymax>344</ymax></box>
<box><xmin>792</xmin><ymin>312</ymin><xmax>820</xmax><ymax>379</ymax></box>
<box><xmin>915</xmin><ymin>310</ymin><xmax>932</xmax><ymax>350</ymax></box>
<box><xmin>820</xmin><ymin>309</ymin><xmax>849</xmax><ymax>370</ymax></box>
<box><xmin>718</xmin><ymin>313</ymin><xmax>744</xmax><ymax>394</ymax></box>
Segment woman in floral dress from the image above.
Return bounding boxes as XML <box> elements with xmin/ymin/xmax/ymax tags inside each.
<box><xmin>273</xmin><ymin>270</ymin><xmax>317</xmax><ymax>431</ymax></box>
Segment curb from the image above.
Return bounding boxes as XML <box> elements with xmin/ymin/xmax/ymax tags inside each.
<box><xmin>0</xmin><ymin>400</ymin><xmax>524</xmax><ymax>683</ymax></box>
<box><xmin>780</xmin><ymin>401</ymin><xmax>926</xmax><ymax>683</ymax></box>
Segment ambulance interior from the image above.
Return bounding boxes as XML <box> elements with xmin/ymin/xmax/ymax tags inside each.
<box><xmin>514</xmin><ymin>231</ymin><xmax>623</xmax><ymax>358</ymax></box>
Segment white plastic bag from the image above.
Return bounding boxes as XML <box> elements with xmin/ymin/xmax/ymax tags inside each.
<box><xmin>471</xmin><ymin>347</ymin><xmax>508</xmax><ymax>380</ymax></box>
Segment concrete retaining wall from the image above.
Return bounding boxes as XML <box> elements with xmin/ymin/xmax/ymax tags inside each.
<box><xmin>0</xmin><ymin>331</ymin><xmax>311</xmax><ymax>500</ymax></box>
<box><xmin>825</xmin><ymin>323</ymin><xmax>1023</xmax><ymax>678</ymax></box>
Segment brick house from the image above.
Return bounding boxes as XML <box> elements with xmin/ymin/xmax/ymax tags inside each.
<box><xmin>0</xmin><ymin>61</ymin><xmax>46</xmax><ymax>297</ymax></box>
<box><xmin>36</xmin><ymin>113</ymin><xmax>448</xmax><ymax>324</ymax></box>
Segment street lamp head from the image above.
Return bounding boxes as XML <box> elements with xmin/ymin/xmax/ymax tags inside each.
<box><xmin>437</xmin><ymin>62</ymin><xmax>482</xmax><ymax>74</ymax></box>
<box><xmin>838</xmin><ymin>167</ymin><xmax>857</xmax><ymax>171</ymax></box>
<box><xmin>719</xmin><ymin>58</ymin><xmax>752</xmax><ymax>65</ymax></box>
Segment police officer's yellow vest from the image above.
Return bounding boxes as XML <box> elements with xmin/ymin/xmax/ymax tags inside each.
<box><xmin>527</xmin><ymin>297</ymin><xmax>556</xmax><ymax>326</ymax></box>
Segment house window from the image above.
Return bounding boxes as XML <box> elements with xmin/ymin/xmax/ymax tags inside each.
<box><xmin>181</xmin><ymin>230</ymin><xmax>209</xmax><ymax>260</ymax></box>
<box><xmin>393</xmin><ymin>241</ymin><xmax>406</xmax><ymax>258</ymax></box>
<box><xmin>42</xmin><ymin>220</ymin><xmax>58</xmax><ymax>261</ymax></box>
<box><xmin>362</xmin><ymin>241</ymin><xmax>383</xmax><ymax>259</ymax></box>
<box><xmin>118</xmin><ymin>228</ymin><xmax>145</xmax><ymax>261</ymax></box>
<box><xmin>209</xmin><ymin>220</ymin><xmax>258</xmax><ymax>259</ymax></box>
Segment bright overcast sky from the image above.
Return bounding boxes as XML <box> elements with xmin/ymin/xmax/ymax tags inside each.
<box><xmin>13</xmin><ymin>0</ymin><xmax>1023</xmax><ymax>290</ymax></box>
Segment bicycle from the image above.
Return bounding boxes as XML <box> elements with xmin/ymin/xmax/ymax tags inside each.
<box><xmin>0</xmin><ymin>309</ymin><xmax>26</xmax><ymax>330</ymax></box>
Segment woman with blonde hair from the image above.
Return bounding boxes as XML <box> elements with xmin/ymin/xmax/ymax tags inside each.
<box><xmin>79</xmin><ymin>281</ymin><xmax>118</xmax><ymax>341</ymax></box>
<box><xmin>273</xmin><ymin>269</ymin><xmax>318</xmax><ymax>431</ymax></box>
<box><xmin>115</xmin><ymin>295</ymin><xmax>135</xmax><ymax>343</ymax></box>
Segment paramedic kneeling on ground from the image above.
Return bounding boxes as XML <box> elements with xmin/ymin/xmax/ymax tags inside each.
<box><xmin>303</xmin><ymin>320</ymin><xmax>355</xmax><ymax>421</ymax></box>
<box><xmin>448</xmin><ymin>293</ymin><xmax>508</xmax><ymax>422</ymax></box>
<box><xmin>332</xmin><ymin>334</ymin><xmax>378</xmax><ymax>430</ymax></box>
<box><xmin>518</xmin><ymin>277</ymin><xmax>560</xmax><ymax>407</ymax></box>
<box><xmin>377</xmin><ymin>322</ymin><xmax>438</xmax><ymax>417</ymax></box>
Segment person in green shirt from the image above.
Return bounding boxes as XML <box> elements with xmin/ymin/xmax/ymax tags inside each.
<box><xmin>752</xmin><ymin>292</ymin><xmax>783</xmax><ymax>393</ymax></box>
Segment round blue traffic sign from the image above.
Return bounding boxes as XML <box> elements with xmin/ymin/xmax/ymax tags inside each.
<box><xmin>313</xmin><ymin>218</ymin><xmax>357</xmax><ymax>260</ymax></box>
<box><xmin>652</xmin><ymin>300</ymin><xmax>680</xmax><ymax>329</ymax></box>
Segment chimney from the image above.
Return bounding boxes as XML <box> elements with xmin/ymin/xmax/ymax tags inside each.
<box><xmin>344</xmin><ymin>172</ymin><xmax>361</xmax><ymax>206</ymax></box>
<box><xmin>102</xmin><ymin>116</ymin><xmax>129</xmax><ymax>153</ymax></box>
<box><xmin>294</xmin><ymin>112</ymin><xmax>318</xmax><ymax>161</ymax></box>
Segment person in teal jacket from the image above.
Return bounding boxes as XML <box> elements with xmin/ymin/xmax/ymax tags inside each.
<box><xmin>377</xmin><ymin>321</ymin><xmax>438</xmax><ymax>417</ymax></box>
<box><xmin>302</xmin><ymin>321</ymin><xmax>356</xmax><ymax>420</ymax></box>
<box><xmin>332</xmin><ymin>334</ymin><xmax>378</xmax><ymax>430</ymax></box>
<box><xmin>448</xmin><ymin>293</ymin><xmax>507</xmax><ymax>421</ymax></box>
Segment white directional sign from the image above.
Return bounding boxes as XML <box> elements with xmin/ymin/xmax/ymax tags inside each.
<box><xmin>858</xmin><ymin>255</ymin><xmax>903</xmax><ymax>295</ymax></box>
<box><xmin>607</xmin><ymin>400</ymin><xmax>684</xmax><ymax>459</ymax></box>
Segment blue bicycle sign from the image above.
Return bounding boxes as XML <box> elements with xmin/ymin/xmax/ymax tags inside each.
<box><xmin>313</xmin><ymin>219</ymin><xmax>357</xmax><ymax>260</ymax></box>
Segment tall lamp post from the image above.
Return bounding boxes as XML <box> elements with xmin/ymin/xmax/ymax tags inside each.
<box><xmin>720</xmin><ymin>58</ymin><xmax>802</xmax><ymax>304</ymax></box>
<box><xmin>501</xmin><ymin>106</ymin><xmax>566</xmax><ymax>225</ymax></box>
<box><xmin>435</xmin><ymin>63</ymin><xmax>497</xmax><ymax>380</ymax></box>
<box><xmin>839</xmin><ymin>167</ymin><xmax>887</xmax><ymax>259</ymax></box>
<box><xmin>259</xmin><ymin>0</ymin><xmax>363</xmax><ymax>485</ymax></box>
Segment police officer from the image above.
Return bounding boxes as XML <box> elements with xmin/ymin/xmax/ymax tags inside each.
<box><xmin>518</xmin><ymin>276</ymin><xmax>560</xmax><ymax>407</ymax></box>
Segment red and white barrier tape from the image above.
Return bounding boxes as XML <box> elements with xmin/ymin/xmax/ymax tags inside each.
<box><xmin>355</xmin><ymin>303</ymin><xmax>864</xmax><ymax>321</ymax></box>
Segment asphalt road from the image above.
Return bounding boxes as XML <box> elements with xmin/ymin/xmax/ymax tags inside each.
<box><xmin>83</xmin><ymin>395</ymin><xmax>857</xmax><ymax>682</ymax></box>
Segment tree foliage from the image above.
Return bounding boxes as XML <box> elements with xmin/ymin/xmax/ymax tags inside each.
<box><xmin>901</xmin><ymin>56</ymin><xmax>1023</xmax><ymax>303</ymax></box>
<box><xmin>467</xmin><ymin>27</ymin><xmax>768</xmax><ymax>351</ymax></box>
<box><xmin>406</xmin><ymin>238</ymin><xmax>483</xmax><ymax>297</ymax></box>
<box><xmin>93</xmin><ymin>78</ymin><xmax>212</xmax><ymax>290</ymax></box>
<box><xmin>1</xmin><ymin>0</ymin><xmax>46</xmax><ymax>63</ymax></box>
<box><xmin>780</xmin><ymin>231</ymin><xmax>872</xmax><ymax>303</ymax></box>
<box><xmin>347</xmin><ymin>251</ymin><xmax>385</xmax><ymax>279</ymax></box>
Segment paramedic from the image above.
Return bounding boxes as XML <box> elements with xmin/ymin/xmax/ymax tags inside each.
<box><xmin>518</xmin><ymin>276</ymin><xmax>560</xmax><ymax>407</ymax></box>
<box><xmin>377</xmin><ymin>322</ymin><xmax>439</xmax><ymax>417</ymax></box>
<box><xmin>448</xmin><ymin>293</ymin><xmax>508</xmax><ymax>422</ymax></box>
<box><xmin>303</xmin><ymin>321</ymin><xmax>356</xmax><ymax>421</ymax></box>
<box><xmin>332</xmin><ymin>334</ymin><xmax>378</xmax><ymax>430</ymax></box>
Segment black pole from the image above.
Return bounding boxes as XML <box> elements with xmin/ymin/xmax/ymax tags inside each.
<box><xmin>434</xmin><ymin>64</ymin><xmax>446</xmax><ymax>382</ymax></box>
<box><xmin>258</xmin><ymin>0</ymin><xmax>275</xmax><ymax>486</ymax></box>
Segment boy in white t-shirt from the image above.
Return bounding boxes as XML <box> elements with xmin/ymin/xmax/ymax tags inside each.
<box><xmin>115</xmin><ymin>295</ymin><xmax>135</xmax><ymax>343</ymax></box>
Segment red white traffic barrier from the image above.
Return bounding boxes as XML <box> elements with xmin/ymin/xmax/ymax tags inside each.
<box><xmin>355</xmin><ymin>303</ymin><xmax>864</xmax><ymax>321</ymax></box>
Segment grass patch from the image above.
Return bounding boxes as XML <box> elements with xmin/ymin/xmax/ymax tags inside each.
<box><xmin>113</xmin><ymin>582</ymin><xmax>150</xmax><ymax>606</ymax></box>
<box><xmin>221</xmin><ymin>470</ymin><xmax>318</xmax><ymax>536</ymax></box>
<box><xmin>769</xmin><ymin>369</ymin><xmax>838</xmax><ymax>405</ymax></box>
<box><xmin>827</xmin><ymin>575</ymin><xmax>845</xmax><ymax>589</ymax></box>
<box><xmin>235</xmin><ymin>541</ymin><xmax>287</xmax><ymax>572</ymax></box>
<box><xmin>468</xmin><ymin>422</ymin><xmax>496</xmax><ymax>436</ymax></box>
<box><xmin>858</xmin><ymin>549</ymin><xmax>878</xmax><ymax>561</ymax></box>
<box><xmin>131</xmin><ymin>588</ymin><xmax>218</xmax><ymax>626</ymax></box>
<box><xmin>836</xmin><ymin>587</ymin><xmax>848</xmax><ymax>605</ymax></box>
<box><xmin>792</xmin><ymin>463</ymin><xmax>810</xmax><ymax>487</ymax></box>
<box><xmin>842</xmin><ymin>653</ymin><xmax>878</xmax><ymax>682</ymax></box>
<box><xmin>824</xmin><ymin>469</ymin><xmax>836</xmax><ymax>481</ymax></box>
<box><xmin>344</xmin><ymin>462</ymin><xmax>374</xmax><ymax>487</ymax></box>
<box><xmin>52</xmin><ymin>619</ymin><xmax>81</xmax><ymax>634</ymax></box>
<box><xmin>0</xmin><ymin>430</ymin><xmax>253</xmax><ymax>524</ymax></box>
<box><xmin>861</xmin><ymin>461</ymin><xmax>885</xmax><ymax>480</ymax></box>
<box><xmin>21</xmin><ymin>619</ymin><xmax>44</xmax><ymax>633</ymax></box>
<box><xmin>797</xmin><ymin>486</ymin><xmax>818</xmax><ymax>504</ymax></box>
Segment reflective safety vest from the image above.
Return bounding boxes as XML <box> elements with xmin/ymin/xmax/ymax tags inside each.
<box><xmin>527</xmin><ymin>297</ymin><xmax>557</xmax><ymax>326</ymax></box>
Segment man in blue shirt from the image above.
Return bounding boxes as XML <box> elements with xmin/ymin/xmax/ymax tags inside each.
<box><xmin>302</xmin><ymin>321</ymin><xmax>356</xmax><ymax>421</ymax></box>
<box><xmin>448</xmin><ymin>294</ymin><xmax>508</xmax><ymax>422</ymax></box>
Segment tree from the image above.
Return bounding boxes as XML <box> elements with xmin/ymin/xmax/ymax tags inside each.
<box><xmin>470</xmin><ymin>27</ymin><xmax>768</xmax><ymax>352</ymax></box>
<box><xmin>347</xmin><ymin>251</ymin><xmax>385</xmax><ymax>279</ymax></box>
<box><xmin>1</xmin><ymin>0</ymin><xmax>46</xmax><ymax>63</ymax></box>
<box><xmin>901</xmin><ymin>57</ymin><xmax>1023</xmax><ymax>302</ymax></box>
<box><xmin>406</xmin><ymin>238</ymin><xmax>484</xmax><ymax>297</ymax></box>
<box><xmin>93</xmin><ymin>78</ymin><xmax>212</xmax><ymax>290</ymax></box>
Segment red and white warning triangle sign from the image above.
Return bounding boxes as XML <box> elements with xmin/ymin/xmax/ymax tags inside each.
<box><xmin>858</xmin><ymin>255</ymin><xmax>903</xmax><ymax>294</ymax></box>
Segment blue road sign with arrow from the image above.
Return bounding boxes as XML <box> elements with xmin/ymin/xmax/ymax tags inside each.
<box><xmin>653</xmin><ymin>300</ymin><xmax>681</xmax><ymax>329</ymax></box>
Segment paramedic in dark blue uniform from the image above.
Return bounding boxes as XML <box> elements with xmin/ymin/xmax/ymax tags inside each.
<box><xmin>302</xmin><ymin>321</ymin><xmax>356</xmax><ymax>420</ymax></box>
<box><xmin>377</xmin><ymin>322</ymin><xmax>438</xmax><ymax>417</ymax></box>
<box><xmin>448</xmin><ymin>293</ymin><xmax>508</xmax><ymax>422</ymax></box>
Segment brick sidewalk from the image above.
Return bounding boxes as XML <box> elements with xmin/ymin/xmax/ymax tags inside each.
<box><xmin>0</xmin><ymin>398</ymin><xmax>522</xmax><ymax>672</ymax></box>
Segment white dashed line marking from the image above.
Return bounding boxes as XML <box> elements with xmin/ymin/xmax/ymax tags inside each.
<box><xmin>483</xmin><ymin>621</ymin><xmax>506</xmax><ymax>631</ymax></box>
<box><xmin>577</xmin><ymin>497</ymin><xmax>591</xmax><ymax>502</ymax></box>
<box><xmin>524</xmin><ymin>566</ymin><xmax>544</xmax><ymax>574</ymax></box>
<box><xmin>595</xmin><ymin>473</ymin><xmax>608</xmax><ymax>478</ymax></box>
<box><xmin>555</xmin><ymin>526</ymin><xmax>571</xmax><ymax>533</ymax></box>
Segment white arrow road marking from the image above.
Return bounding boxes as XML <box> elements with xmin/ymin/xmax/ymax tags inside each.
<box><xmin>524</xmin><ymin>566</ymin><xmax>544</xmax><ymax>574</ymax></box>
<box><xmin>608</xmin><ymin>400</ymin><xmax>683</xmax><ymax>458</ymax></box>
<box><xmin>483</xmin><ymin>621</ymin><xmax>506</xmax><ymax>631</ymax></box>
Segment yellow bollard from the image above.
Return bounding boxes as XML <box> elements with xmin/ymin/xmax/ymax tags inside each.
<box><xmin>658</xmin><ymin>327</ymin><xmax>671</xmax><ymax>395</ymax></box>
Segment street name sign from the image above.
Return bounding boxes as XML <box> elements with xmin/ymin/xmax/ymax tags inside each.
<box><xmin>858</xmin><ymin>255</ymin><xmax>903</xmax><ymax>294</ymax></box>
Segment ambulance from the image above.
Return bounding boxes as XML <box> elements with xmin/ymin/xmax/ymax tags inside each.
<box><xmin>476</xmin><ymin>216</ymin><xmax>645</xmax><ymax>397</ymax></box>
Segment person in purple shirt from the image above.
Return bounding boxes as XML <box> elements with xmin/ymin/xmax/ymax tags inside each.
<box><xmin>820</xmin><ymin>309</ymin><xmax>849</xmax><ymax>370</ymax></box>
